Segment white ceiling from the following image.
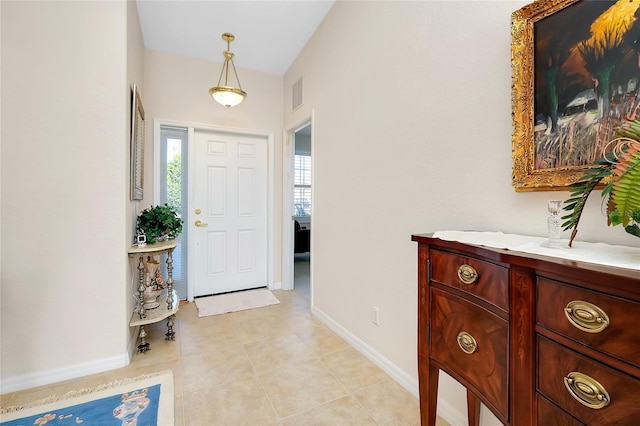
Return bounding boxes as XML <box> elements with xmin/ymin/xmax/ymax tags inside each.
<box><xmin>136</xmin><ymin>0</ymin><xmax>335</xmax><ymax>76</ymax></box>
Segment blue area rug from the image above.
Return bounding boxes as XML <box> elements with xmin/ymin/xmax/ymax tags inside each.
<box><xmin>1</xmin><ymin>370</ymin><xmax>173</xmax><ymax>426</ymax></box>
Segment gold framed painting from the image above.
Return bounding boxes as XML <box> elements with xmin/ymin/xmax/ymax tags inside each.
<box><xmin>511</xmin><ymin>0</ymin><xmax>640</xmax><ymax>191</ymax></box>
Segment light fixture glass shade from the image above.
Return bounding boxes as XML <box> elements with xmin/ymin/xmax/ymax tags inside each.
<box><xmin>209</xmin><ymin>33</ymin><xmax>246</xmax><ymax>108</ymax></box>
<box><xmin>209</xmin><ymin>86</ymin><xmax>246</xmax><ymax>108</ymax></box>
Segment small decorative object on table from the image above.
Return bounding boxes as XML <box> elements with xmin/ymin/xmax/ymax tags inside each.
<box><xmin>542</xmin><ymin>200</ymin><xmax>563</xmax><ymax>248</ymax></box>
<box><xmin>136</xmin><ymin>230</ymin><xmax>147</xmax><ymax>248</ymax></box>
<box><xmin>142</xmin><ymin>256</ymin><xmax>165</xmax><ymax>309</ymax></box>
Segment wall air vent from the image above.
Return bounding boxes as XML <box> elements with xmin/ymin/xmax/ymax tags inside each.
<box><xmin>292</xmin><ymin>76</ymin><xmax>303</xmax><ymax>111</ymax></box>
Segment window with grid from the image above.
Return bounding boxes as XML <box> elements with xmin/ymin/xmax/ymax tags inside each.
<box><xmin>294</xmin><ymin>154</ymin><xmax>311</xmax><ymax>216</ymax></box>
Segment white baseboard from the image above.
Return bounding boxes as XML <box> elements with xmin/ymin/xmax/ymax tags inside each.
<box><xmin>269</xmin><ymin>281</ymin><xmax>282</xmax><ymax>290</ymax></box>
<box><xmin>310</xmin><ymin>305</ymin><xmax>419</xmax><ymax>398</ymax></box>
<box><xmin>128</xmin><ymin>326</ymin><xmax>140</xmax><ymax>359</ymax></box>
<box><xmin>0</xmin><ymin>354</ymin><xmax>129</xmax><ymax>394</ymax></box>
<box><xmin>437</xmin><ymin>398</ymin><xmax>467</xmax><ymax>426</ymax></box>
<box><xmin>310</xmin><ymin>305</ymin><xmax>468</xmax><ymax>425</ymax></box>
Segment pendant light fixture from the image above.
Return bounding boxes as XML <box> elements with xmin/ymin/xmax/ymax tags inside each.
<box><xmin>209</xmin><ymin>33</ymin><xmax>247</xmax><ymax>108</ymax></box>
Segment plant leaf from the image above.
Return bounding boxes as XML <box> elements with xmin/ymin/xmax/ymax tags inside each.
<box><xmin>609</xmin><ymin>139</ymin><xmax>640</xmax><ymax>228</ymax></box>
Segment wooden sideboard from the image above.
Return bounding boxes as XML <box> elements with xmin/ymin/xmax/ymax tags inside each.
<box><xmin>412</xmin><ymin>234</ymin><xmax>640</xmax><ymax>426</ymax></box>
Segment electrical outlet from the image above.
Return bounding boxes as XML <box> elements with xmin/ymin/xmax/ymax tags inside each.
<box><xmin>372</xmin><ymin>306</ymin><xmax>380</xmax><ymax>326</ymax></box>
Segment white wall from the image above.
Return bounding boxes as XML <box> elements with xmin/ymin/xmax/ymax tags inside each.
<box><xmin>284</xmin><ymin>1</ymin><xmax>639</xmax><ymax>424</ymax></box>
<box><xmin>1</xmin><ymin>0</ymin><xmax>139</xmax><ymax>392</ymax></box>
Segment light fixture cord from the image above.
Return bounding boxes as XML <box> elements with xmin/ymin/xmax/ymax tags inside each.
<box><xmin>229</xmin><ymin>58</ymin><xmax>243</xmax><ymax>90</ymax></box>
<box><xmin>216</xmin><ymin>37</ymin><xmax>243</xmax><ymax>90</ymax></box>
<box><xmin>223</xmin><ymin>37</ymin><xmax>231</xmax><ymax>86</ymax></box>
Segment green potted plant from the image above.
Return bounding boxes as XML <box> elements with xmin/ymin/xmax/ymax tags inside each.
<box><xmin>136</xmin><ymin>204</ymin><xmax>184</xmax><ymax>244</ymax></box>
<box><xmin>562</xmin><ymin>119</ymin><xmax>640</xmax><ymax>246</ymax></box>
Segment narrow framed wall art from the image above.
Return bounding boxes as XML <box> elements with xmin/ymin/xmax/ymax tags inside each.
<box><xmin>131</xmin><ymin>83</ymin><xmax>145</xmax><ymax>200</ymax></box>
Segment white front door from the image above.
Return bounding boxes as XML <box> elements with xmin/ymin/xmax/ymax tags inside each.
<box><xmin>193</xmin><ymin>129</ymin><xmax>268</xmax><ymax>296</ymax></box>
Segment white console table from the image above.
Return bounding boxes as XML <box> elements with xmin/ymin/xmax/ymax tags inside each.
<box><xmin>128</xmin><ymin>240</ymin><xmax>179</xmax><ymax>352</ymax></box>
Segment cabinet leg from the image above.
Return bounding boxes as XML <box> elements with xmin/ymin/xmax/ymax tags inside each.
<box><xmin>426</xmin><ymin>363</ymin><xmax>439</xmax><ymax>426</ymax></box>
<box><xmin>165</xmin><ymin>314</ymin><xmax>175</xmax><ymax>341</ymax></box>
<box><xmin>137</xmin><ymin>325</ymin><xmax>150</xmax><ymax>353</ymax></box>
<box><xmin>467</xmin><ymin>389</ymin><xmax>481</xmax><ymax>426</ymax></box>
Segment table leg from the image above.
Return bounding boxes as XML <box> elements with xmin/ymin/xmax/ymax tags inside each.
<box><xmin>166</xmin><ymin>248</ymin><xmax>174</xmax><ymax>310</ymax></box>
<box><xmin>136</xmin><ymin>254</ymin><xmax>146</xmax><ymax>319</ymax></box>
<box><xmin>137</xmin><ymin>325</ymin><xmax>150</xmax><ymax>353</ymax></box>
<box><xmin>425</xmin><ymin>363</ymin><xmax>439</xmax><ymax>426</ymax></box>
<box><xmin>467</xmin><ymin>389</ymin><xmax>481</xmax><ymax>426</ymax></box>
<box><xmin>165</xmin><ymin>314</ymin><xmax>176</xmax><ymax>341</ymax></box>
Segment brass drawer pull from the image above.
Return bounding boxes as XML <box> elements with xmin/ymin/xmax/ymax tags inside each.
<box><xmin>564</xmin><ymin>372</ymin><xmax>611</xmax><ymax>409</ymax></box>
<box><xmin>564</xmin><ymin>300</ymin><xmax>610</xmax><ymax>333</ymax></box>
<box><xmin>456</xmin><ymin>331</ymin><xmax>477</xmax><ymax>354</ymax></box>
<box><xmin>457</xmin><ymin>264</ymin><xmax>478</xmax><ymax>285</ymax></box>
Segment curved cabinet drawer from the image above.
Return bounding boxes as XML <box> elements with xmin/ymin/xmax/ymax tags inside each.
<box><xmin>430</xmin><ymin>249</ymin><xmax>508</xmax><ymax>311</ymax></box>
<box><xmin>537</xmin><ymin>277</ymin><xmax>640</xmax><ymax>368</ymax></box>
<box><xmin>430</xmin><ymin>287</ymin><xmax>508</xmax><ymax>419</ymax></box>
<box><xmin>537</xmin><ymin>336</ymin><xmax>640</xmax><ymax>425</ymax></box>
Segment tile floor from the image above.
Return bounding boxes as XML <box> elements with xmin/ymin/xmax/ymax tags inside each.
<box><xmin>1</xmin><ymin>256</ymin><xmax>450</xmax><ymax>425</ymax></box>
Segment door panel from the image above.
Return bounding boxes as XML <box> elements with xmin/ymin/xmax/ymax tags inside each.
<box><xmin>194</xmin><ymin>130</ymin><xmax>267</xmax><ymax>296</ymax></box>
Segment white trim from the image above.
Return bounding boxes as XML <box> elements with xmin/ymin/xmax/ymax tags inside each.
<box><xmin>282</xmin><ymin>128</ymin><xmax>294</xmax><ymax>291</ymax></box>
<box><xmin>153</xmin><ymin>120</ymin><xmax>161</xmax><ymax>204</ymax></box>
<box><xmin>266</xmin><ymin>129</ymin><xmax>275</xmax><ymax>291</ymax></box>
<box><xmin>187</xmin><ymin>127</ymin><xmax>196</xmax><ymax>300</ymax></box>
<box><xmin>437</xmin><ymin>397</ymin><xmax>467</xmax><ymax>426</ymax></box>
<box><xmin>270</xmin><ymin>281</ymin><xmax>283</xmax><ymax>290</ymax></box>
<box><xmin>310</xmin><ymin>305</ymin><xmax>419</xmax><ymax>398</ymax></box>
<box><xmin>308</xmin><ymin>112</ymin><xmax>315</xmax><ymax>309</ymax></box>
<box><xmin>153</xmin><ymin>119</ymin><xmax>275</xmax><ymax>302</ymax></box>
<box><xmin>127</xmin><ymin>326</ymin><xmax>140</xmax><ymax>361</ymax></box>
<box><xmin>0</xmin><ymin>354</ymin><xmax>129</xmax><ymax>394</ymax></box>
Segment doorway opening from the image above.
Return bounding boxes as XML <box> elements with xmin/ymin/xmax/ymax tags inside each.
<box><xmin>293</xmin><ymin>124</ymin><xmax>311</xmax><ymax>300</ymax></box>
<box><xmin>155</xmin><ymin>120</ymin><xmax>275</xmax><ymax>302</ymax></box>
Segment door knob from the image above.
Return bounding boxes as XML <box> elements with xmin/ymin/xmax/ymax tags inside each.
<box><xmin>195</xmin><ymin>220</ymin><xmax>208</xmax><ymax>227</ymax></box>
